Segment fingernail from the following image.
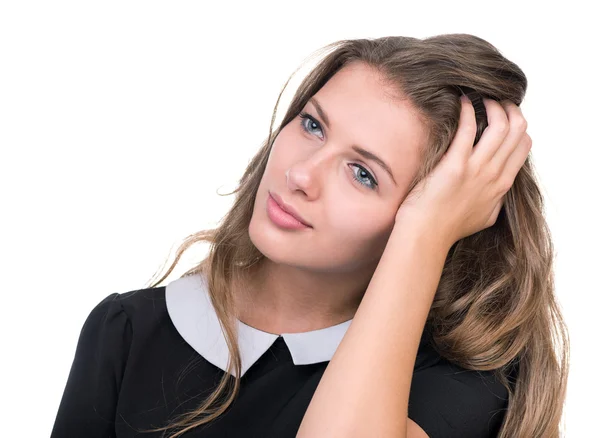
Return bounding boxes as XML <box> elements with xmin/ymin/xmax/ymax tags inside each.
<box><xmin>461</xmin><ymin>95</ymin><xmax>470</xmax><ymax>104</ymax></box>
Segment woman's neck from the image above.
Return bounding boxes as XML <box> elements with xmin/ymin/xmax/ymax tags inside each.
<box><xmin>232</xmin><ymin>259</ymin><xmax>373</xmax><ymax>335</ymax></box>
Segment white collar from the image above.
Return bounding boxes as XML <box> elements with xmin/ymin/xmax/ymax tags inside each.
<box><xmin>165</xmin><ymin>273</ymin><xmax>353</xmax><ymax>378</ymax></box>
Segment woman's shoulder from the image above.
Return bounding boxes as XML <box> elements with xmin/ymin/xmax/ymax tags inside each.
<box><xmin>80</xmin><ymin>284</ymin><xmax>168</xmax><ymax>348</ymax></box>
<box><xmin>51</xmin><ymin>284</ymin><xmax>167</xmax><ymax>436</ymax></box>
<box><xmin>117</xmin><ymin>283</ymin><xmax>168</xmax><ymax>320</ymax></box>
<box><xmin>88</xmin><ymin>282</ymin><xmax>166</xmax><ymax>311</ymax></box>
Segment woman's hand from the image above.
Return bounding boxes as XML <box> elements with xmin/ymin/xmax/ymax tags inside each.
<box><xmin>395</xmin><ymin>95</ymin><xmax>532</xmax><ymax>248</ymax></box>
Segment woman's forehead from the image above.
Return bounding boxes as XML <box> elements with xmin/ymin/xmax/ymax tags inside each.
<box><xmin>309</xmin><ymin>63</ymin><xmax>428</xmax><ymax>181</ymax></box>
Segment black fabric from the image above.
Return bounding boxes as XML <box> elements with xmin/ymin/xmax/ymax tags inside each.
<box><xmin>51</xmin><ymin>285</ymin><xmax>509</xmax><ymax>437</ymax></box>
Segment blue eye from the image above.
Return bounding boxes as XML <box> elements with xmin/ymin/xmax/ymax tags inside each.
<box><xmin>349</xmin><ymin>164</ymin><xmax>378</xmax><ymax>190</ymax></box>
<box><xmin>298</xmin><ymin>110</ymin><xmax>378</xmax><ymax>191</ymax></box>
<box><xmin>299</xmin><ymin>112</ymin><xmax>324</xmax><ymax>138</ymax></box>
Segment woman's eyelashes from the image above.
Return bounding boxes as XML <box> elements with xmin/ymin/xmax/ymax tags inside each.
<box><xmin>349</xmin><ymin>163</ymin><xmax>378</xmax><ymax>190</ymax></box>
<box><xmin>299</xmin><ymin>111</ymin><xmax>324</xmax><ymax>138</ymax></box>
<box><xmin>298</xmin><ymin>111</ymin><xmax>378</xmax><ymax>191</ymax></box>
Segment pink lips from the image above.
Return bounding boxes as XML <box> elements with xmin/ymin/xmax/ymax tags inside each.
<box><xmin>267</xmin><ymin>192</ymin><xmax>312</xmax><ymax>230</ymax></box>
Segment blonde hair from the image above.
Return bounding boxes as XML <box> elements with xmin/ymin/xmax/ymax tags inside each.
<box><xmin>141</xmin><ymin>34</ymin><xmax>569</xmax><ymax>437</ymax></box>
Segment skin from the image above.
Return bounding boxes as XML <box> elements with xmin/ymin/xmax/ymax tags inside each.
<box><xmin>296</xmin><ymin>90</ymin><xmax>531</xmax><ymax>436</ymax></box>
<box><xmin>240</xmin><ymin>61</ymin><xmax>428</xmax><ymax>335</ymax></box>
<box><xmin>239</xmin><ymin>60</ymin><xmax>531</xmax><ymax>436</ymax></box>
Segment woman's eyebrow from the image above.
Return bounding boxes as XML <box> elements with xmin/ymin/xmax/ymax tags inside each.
<box><xmin>352</xmin><ymin>145</ymin><xmax>397</xmax><ymax>186</ymax></box>
<box><xmin>309</xmin><ymin>97</ymin><xmax>398</xmax><ymax>186</ymax></box>
<box><xmin>309</xmin><ymin>97</ymin><xmax>331</xmax><ymax>129</ymax></box>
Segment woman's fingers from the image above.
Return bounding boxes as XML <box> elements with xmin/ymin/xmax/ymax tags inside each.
<box><xmin>501</xmin><ymin>132</ymin><xmax>532</xmax><ymax>191</ymax></box>
<box><xmin>446</xmin><ymin>95</ymin><xmax>531</xmax><ymax>199</ymax></box>
<box><xmin>469</xmin><ymin>98</ymin><xmax>530</xmax><ymax>197</ymax></box>
<box><xmin>490</xmin><ymin>101</ymin><xmax>528</xmax><ymax>171</ymax></box>
<box><xmin>449</xmin><ymin>95</ymin><xmax>478</xmax><ymax>162</ymax></box>
<box><xmin>471</xmin><ymin>98</ymin><xmax>511</xmax><ymax>167</ymax></box>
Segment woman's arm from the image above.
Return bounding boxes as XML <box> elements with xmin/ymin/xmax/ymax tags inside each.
<box><xmin>296</xmin><ymin>222</ymin><xmax>450</xmax><ymax>438</ymax></box>
<box><xmin>297</xmin><ymin>96</ymin><xmax>531</xmax><ymax>438</ymax></box>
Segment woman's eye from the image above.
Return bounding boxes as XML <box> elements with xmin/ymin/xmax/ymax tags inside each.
<box><xmin>298</xmin><ymin>111</ymin><xmax>378</xmax><ymax>192</ymax></box>
<box><xmin>349</xmin><ymin>164</ymin><xmax>378</xmax><ymax>190</ymax></box>
<box><xmin>299</xmin><ymin>112</ymin><xmax>324</xmax><ymax>138</ymax></box>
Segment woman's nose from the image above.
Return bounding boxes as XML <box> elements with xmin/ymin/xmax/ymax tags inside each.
<box><xmin>285</xmin><ymin>165</ymin><xmax>319</xmax><ymax>200</ymax></box>
<box><xmin>285</xmin><ymin>143</ymin><xmax>338</xmax><ymax>199</ymax></box>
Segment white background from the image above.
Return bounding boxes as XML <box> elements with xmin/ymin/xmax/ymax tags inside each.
<box><xmin>1</xmin><ymin>1</ymin><xmax>597</xmax><ymax>436</ymax></box>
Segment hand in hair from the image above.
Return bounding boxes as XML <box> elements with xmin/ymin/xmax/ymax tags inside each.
<box><xmin>395</xmin><ymin>95</ymin><xmax>531</xmax><ymax>248</ymax></box>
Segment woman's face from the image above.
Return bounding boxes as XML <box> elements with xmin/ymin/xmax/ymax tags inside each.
<box><xmin>249</xmin><ymin>61</ymin><xmax>429</xmax><ymax>273</ymax></box>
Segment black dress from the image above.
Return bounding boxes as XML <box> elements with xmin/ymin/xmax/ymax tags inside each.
<box><xmin>50</xmin><ymin>273</ymin><xmax>510</xmax><ymax>437</ymax></box>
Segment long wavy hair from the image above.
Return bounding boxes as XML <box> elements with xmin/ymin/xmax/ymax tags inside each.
<box><xmin>141</xmin><ymin>34</ymin><xmax>569</xmax><ymax>438</ymax></box>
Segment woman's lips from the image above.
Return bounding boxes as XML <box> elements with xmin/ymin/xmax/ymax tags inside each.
<box><xmin>267</xmin><ymin>193</ymin><xmax>312</xmax><ymax>230</ymax></box>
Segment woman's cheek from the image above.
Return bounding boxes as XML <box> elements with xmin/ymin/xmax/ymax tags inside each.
<box><xmin>333</xmin><ymin>207</ymin><xmax>374</xmax><ymax>238</ymax></box>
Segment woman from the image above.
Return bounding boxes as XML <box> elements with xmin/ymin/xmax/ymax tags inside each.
<box><xmin>51</xmin><ymin>34</ymin><xmax>569</xmax><ymax>437</ymax></box>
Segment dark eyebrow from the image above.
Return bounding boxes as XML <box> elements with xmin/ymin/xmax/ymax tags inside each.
<box><xmin>309</xmin><ymin>97</ymin><xmax>330</xmax><ymax>130</ymax></box>
<box><xmin>351</xmin><ymin>145</ymin><xmax>397</xmax><ymax>186</ymax></box>
<box><xmin>308</xmin><ymin>97</ymin><xmax>398</xmax><ymax>187</ymax></box>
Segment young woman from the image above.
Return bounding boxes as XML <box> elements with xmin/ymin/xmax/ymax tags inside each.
<box><xmin>51</xmin><ymin>34</ymin><xmax>569</xmax><ymax>438</ymax></box>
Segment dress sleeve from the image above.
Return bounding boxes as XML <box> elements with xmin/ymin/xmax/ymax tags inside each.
<box><xmin>50</xmin><ymin>292</ymin><xmax>132</xmax><ymax>438</ymax></box>
<box><xmin>407</xmin><ymin>359</ymin><xmax>509</xmax><ymax>438</ymax></box>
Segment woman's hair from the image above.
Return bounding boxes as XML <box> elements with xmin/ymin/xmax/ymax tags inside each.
<box><xmin>141</xmin><ymin>34</ymin><xmax>569</xmax><ymax>437</ymax></box>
